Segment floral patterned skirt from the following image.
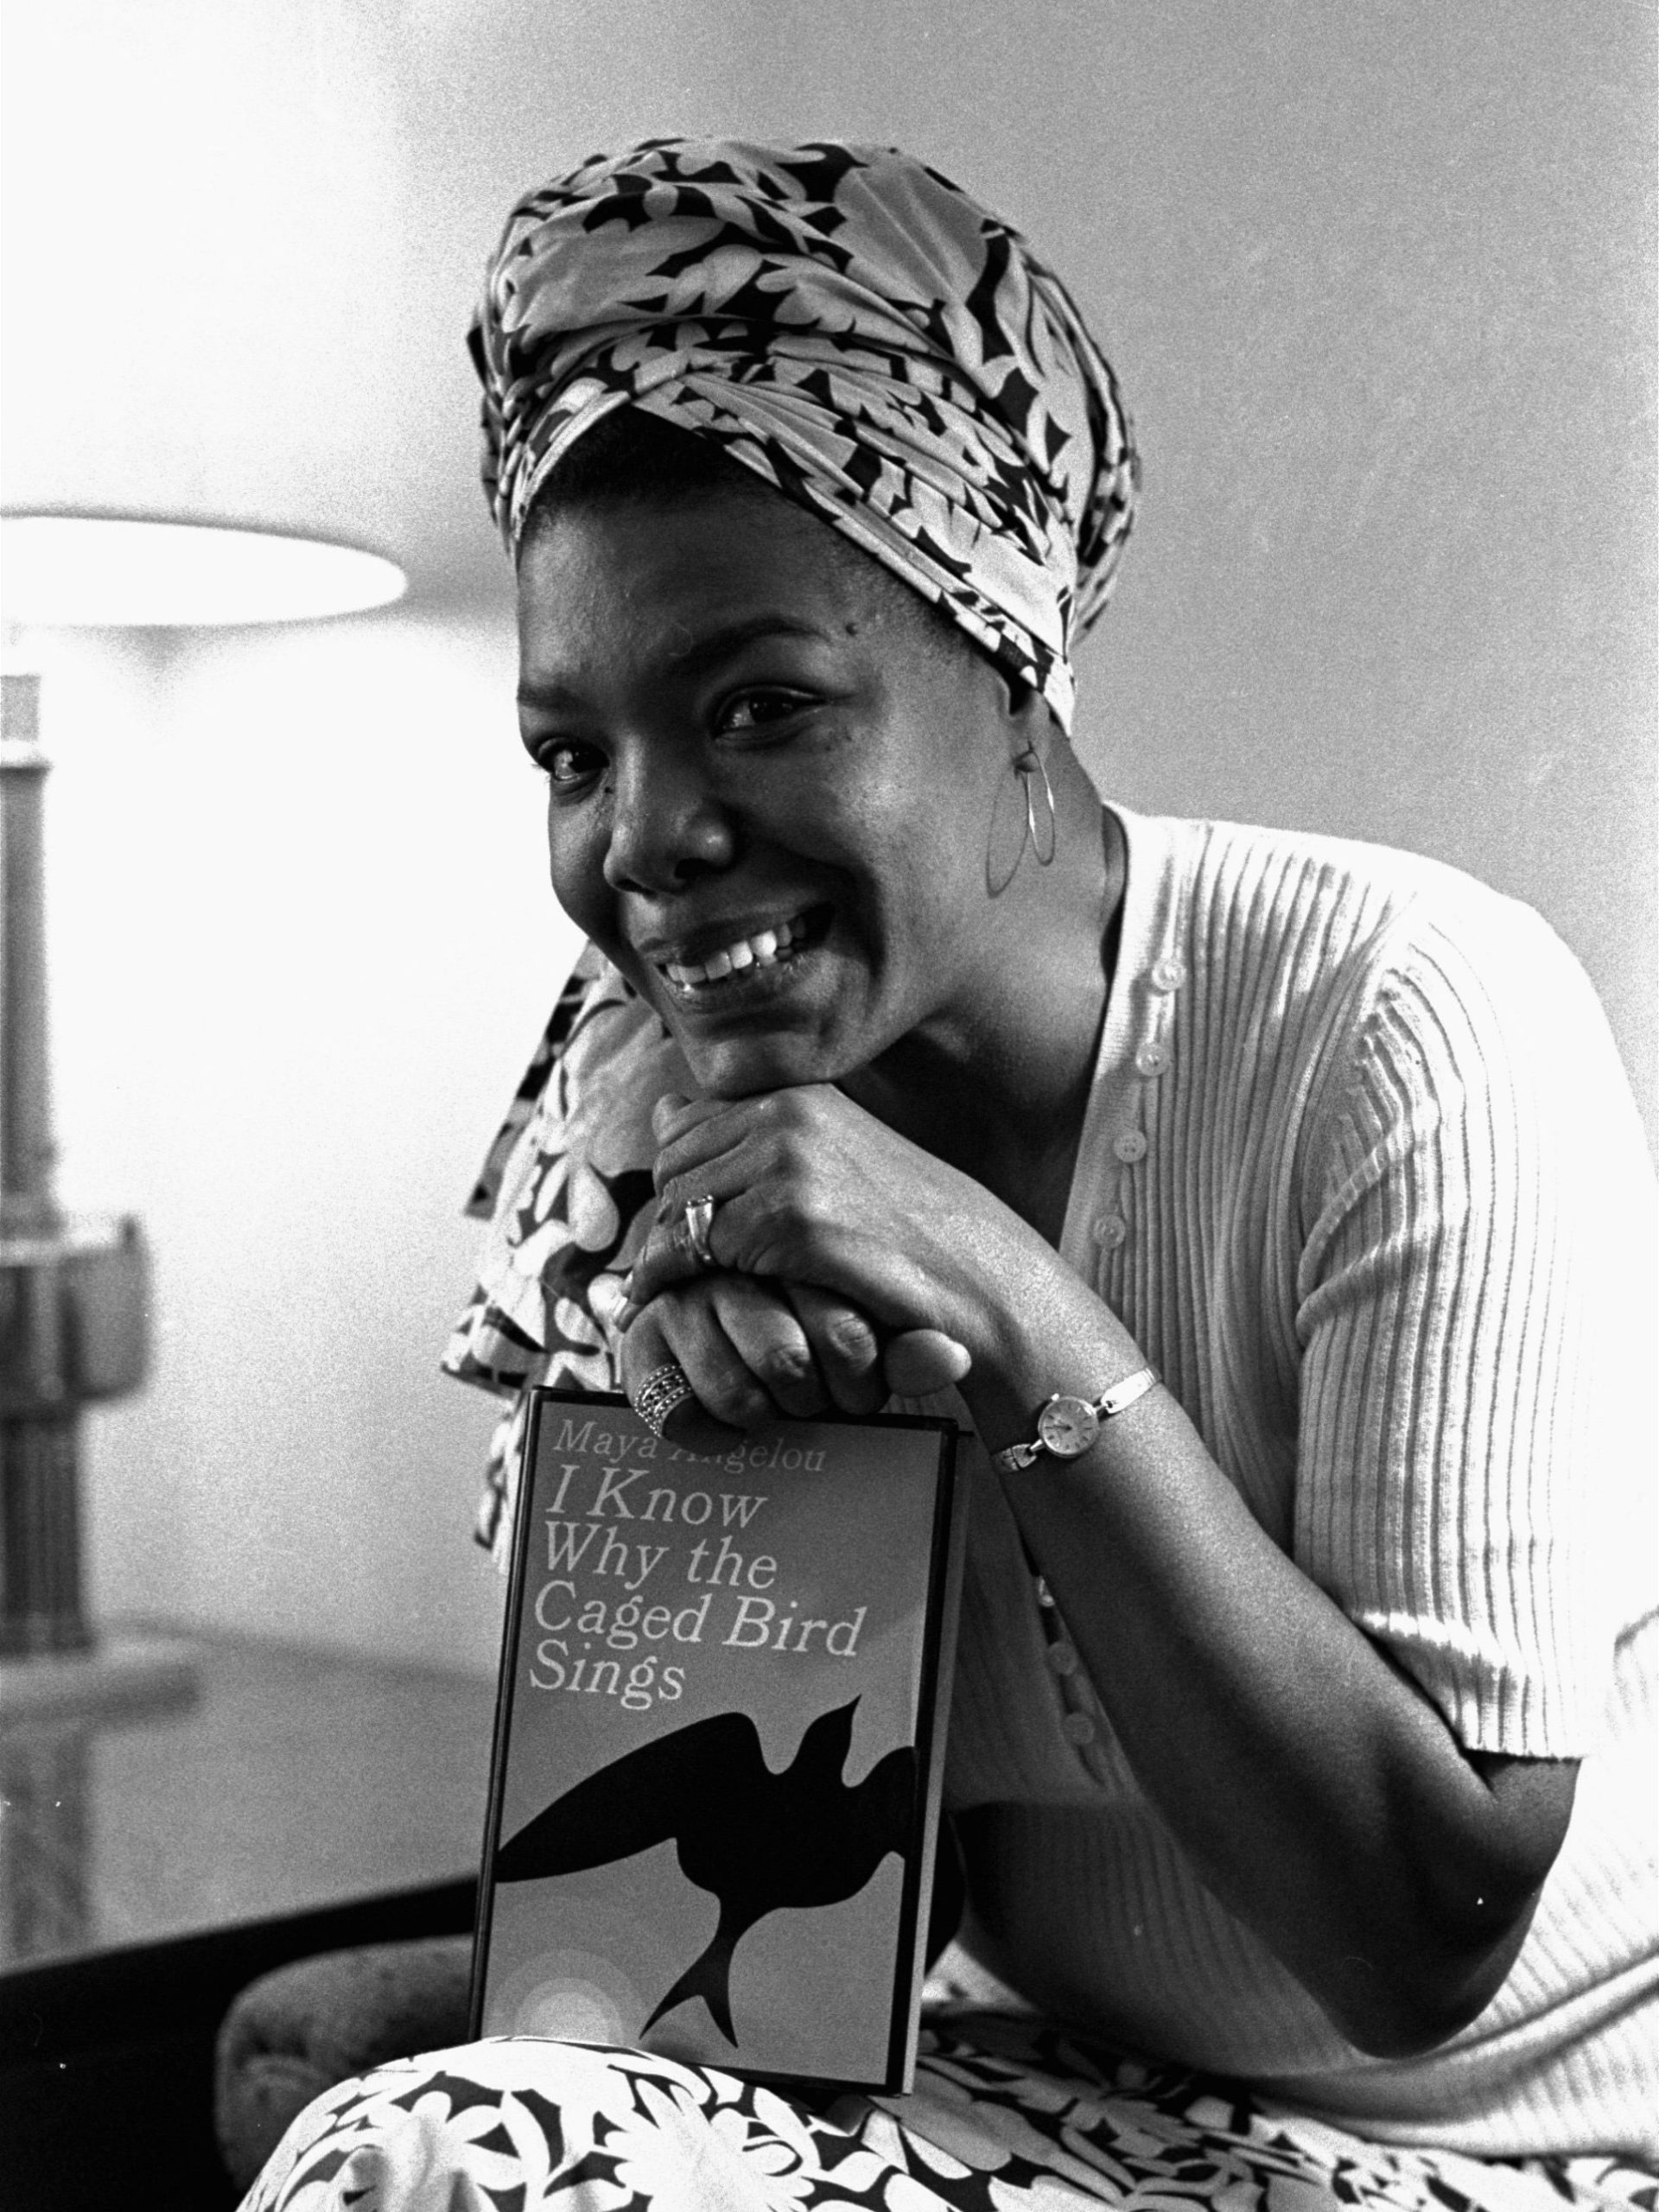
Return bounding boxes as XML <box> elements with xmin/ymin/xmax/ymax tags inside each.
<box><xmin>241</xmin><ymin>2004</ymin><xmax>1656</xmax><ymax>2212</ymax></box>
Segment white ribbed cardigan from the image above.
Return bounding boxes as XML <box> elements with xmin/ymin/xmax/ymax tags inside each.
<box><xmin>937</xmin><ymin>810</ymin><xmax>1657</xmax><ymax>2161</ymax></box>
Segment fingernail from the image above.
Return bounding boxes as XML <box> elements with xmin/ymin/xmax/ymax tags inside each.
<box><xmin>591</xmin><ymin>1276</ymin><xmax>639</xmax><ymax>1332</ymax></box>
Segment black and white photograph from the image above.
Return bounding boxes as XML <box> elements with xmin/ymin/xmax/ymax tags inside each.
<box><xmin>2</xmin><ymin>4</ymin><xmax>1653</xmax><ymax>2207</ymax></box>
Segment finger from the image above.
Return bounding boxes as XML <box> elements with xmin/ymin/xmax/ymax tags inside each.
<box><xmin>620</xmin><ymin>1301</ymin><xmax>739</xmax><ymax>1453</ymax></box>
<box><xmin>784</xmin><ymin>1283</ymin><xmax>885</xmax><ymax>1416</ymax></box>
<box><xmin>625</xmin><ymin>1282</ymin><xmax>775</xmax><ymax>1447</ymax></box>
<box><xmin>650</xmin><ymin>1090</ymin><xmax>737</xmax><ymax>1179</ymax></box>
<box><xmin>589</xmin><ymin>1272</ymin><xmax>635</xmax><ymax>1334</ymax></box>
<box><xmin>882</xmin><ymin>1328</ymin><xmax>973</xmax><ymax>1396</ymax></box>
<box><xmin>627</xmin><ymin>1212</ymin><xmax>719</xmax><ymax>1311</ymax></box>
<box><xmin>652</xmin><ymin>1092</ymin><xmax>769</xmax><ymax>1192</ymax></box>
<box><xmin>620</xmin><ymin>1305</ymin><xmax>716</xmax><ymax>1450</ymax></box>
<box><xmin>634</xmin><ymin>1198</ymin><xmax>712</xmax><ymax>1301</ymax></box>
<box><xmin>651</xmin><ymin>1090</ymin><xmax>694</xmax><ymax>1141</ymax></box>
<box><xmin>628</xmin><ymin>1185</ymin><xmax>759</xmax><ymax>1309</ymax></box>
<box><xmin>624</xmin><ymin>1234</ymin><xmax>687</xmax><ymax>1313</ymax></box>
<box><xmin>618</xmin><ymin>1302</ymin><xmax>681</xmax><ymax>1408</ymax></box>
<box><xmin>709</xmin><ymin>1277</ymin><xmax>829</xmax><ymax>1421</ymax></box>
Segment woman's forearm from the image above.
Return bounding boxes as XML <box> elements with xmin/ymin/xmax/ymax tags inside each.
<box><xmin>628</xmin><ymin>1084</ymin><xmax>1576</xmax><ymax>2051</ymax></box>
<box><xmin>958</xmin><ymin>1258</ymin><xmax>1576</xmax><ymax>2058</ymax></box>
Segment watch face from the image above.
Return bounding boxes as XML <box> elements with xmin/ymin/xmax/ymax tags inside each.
<box><xmin>1036</xmin><ymin>1395</ymin><xmax>1099</xmax><ymax>1459</ymax></box>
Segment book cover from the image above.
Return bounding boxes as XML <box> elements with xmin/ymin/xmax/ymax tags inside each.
<box><xmin>470</xmin><ymin>1389</ymin><xmax>964</xmax><ymax>2091</ymax></box>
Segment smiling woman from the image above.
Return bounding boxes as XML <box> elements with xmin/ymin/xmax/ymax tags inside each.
<box><xmin>516</xmin><ymin>444</ymin><xmax>1085</xmax><ymax>1104</ymax></box>
<box><xmin>239</xmin><ymin>140</ymin><xmax>1657</xmax><ymax>2212</ymax></box>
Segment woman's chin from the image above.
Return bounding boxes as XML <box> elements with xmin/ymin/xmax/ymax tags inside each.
<box><xmin>644</xmin><ymin>959</ymin><xmax>874</xmax><ymax>1098</ymax></box>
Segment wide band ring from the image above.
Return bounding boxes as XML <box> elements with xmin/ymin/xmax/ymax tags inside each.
<box><xmin>632</xmin><ymin>1361</ymin><xmax>695</xmax><ymax>1437</ymax></box>
<box><xmin>682</xmin><ymin>1194</ymin><xmax>718</xmax><ymax>1272</ymax></box>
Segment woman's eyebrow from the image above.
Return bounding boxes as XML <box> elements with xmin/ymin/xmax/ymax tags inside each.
<box><xmin>517</xmin><ymin>614</ymin><xmax>830</xmax><ymax>709</ymax></box>
<box><xmin>664</xmin><ymin>614</ymin><xmax>830</xmax><ymax>676</ymax></box>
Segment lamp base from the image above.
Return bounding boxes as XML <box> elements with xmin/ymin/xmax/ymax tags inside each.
<box><xmin>0</xmin><ymin>1630</ymin><xmax>198</xmax><ymax>1728</ymax></box>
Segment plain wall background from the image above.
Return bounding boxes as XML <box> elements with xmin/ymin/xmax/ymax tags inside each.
<box><xmin>3</xmin><ymin>0</ymin><xmax>1652</xmax><ymax>1675</ymax></box>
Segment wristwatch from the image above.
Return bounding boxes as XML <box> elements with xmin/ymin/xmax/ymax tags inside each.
<box><xmin>991</xmin><ymin>1365</ymin><xmax>1160</xmax><ymax>1473</ymax></box>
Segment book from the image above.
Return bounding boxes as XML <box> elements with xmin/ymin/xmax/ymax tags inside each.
<box><xmin>470</xmin><ymin>1388</ymin><xmax>965</xmax><ymax>2091</ymax></box>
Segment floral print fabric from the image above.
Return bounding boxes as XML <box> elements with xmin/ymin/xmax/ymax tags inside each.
<box><xmin>441</xmin><ymin>950</ymin><xmax>674</xmax><ymax>1561</ymax></box>
<box><xmin>241</xmin><ymin>2003</ymin><xmax>1657</xmax><ymax>2211</ymax></box>
<box><xmin>467</xmin><ymin>137</ymin><xmax>1137</xmax><ymax>731</ymax></box>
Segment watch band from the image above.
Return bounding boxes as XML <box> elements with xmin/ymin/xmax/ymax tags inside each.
<box><xmin>991</xmin><ymin>1364</ymin><xmax>1160</xmax><ymax>1474</ymax></box>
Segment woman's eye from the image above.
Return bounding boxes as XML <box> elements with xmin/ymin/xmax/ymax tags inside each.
<box><xmin>531</xmin><ymin>739</ymin><xmax>604</xmax><ymax>788</ymax></box>
<box><xmin>715</xmin><ymin>689</ymin><xmax>812</xmax><ymax>736</ymax></box>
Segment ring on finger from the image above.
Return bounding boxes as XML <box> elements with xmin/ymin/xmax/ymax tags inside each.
<box><xmin>682</xmin><ymin>1194</ymin><xmax>718</xmax><ymax>1272</ymax></box>
<box><xmin>632</xmin><ymin>1361</ymin><xmax>695</xmax><ymax>1437</ymax></box>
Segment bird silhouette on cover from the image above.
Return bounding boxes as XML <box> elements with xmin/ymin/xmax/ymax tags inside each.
<box><xmin>493</xmin><ymin>1699</ymin><xmax>915</xmax><ymax>2044</ymax></box>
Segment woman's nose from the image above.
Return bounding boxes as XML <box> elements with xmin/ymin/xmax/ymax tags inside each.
<box><xmin>601</xmin><ymin>750</ymin><xmax>737</xmax><ymax>894</ymax></box>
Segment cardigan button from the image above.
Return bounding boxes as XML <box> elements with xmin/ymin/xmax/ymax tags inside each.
<box><xmin>1149</xmin><ymin>956</ymin><xmax>1186</xmax><ymax>992</ymax></box>
<box><xmin>1114</xmin><ymin>1131</ymin><xmax>1147</xmax><ymax>1164</ymax></box>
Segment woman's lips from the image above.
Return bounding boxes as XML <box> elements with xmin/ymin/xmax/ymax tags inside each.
<box><xmin>663</xmin><ymin>912</ymin><xmax>804</xmax><ymax>988</ymax></box>
<box><xmin>649</xmin><ymin>905</ymin><xmax>832</xmax><ymax>1001</ymax></box>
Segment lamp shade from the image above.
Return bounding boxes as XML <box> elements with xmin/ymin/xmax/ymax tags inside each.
<box><xmin>1</xmin><ymin>514</ymin><xmax>406</xmax><ymax>628</ymax></box>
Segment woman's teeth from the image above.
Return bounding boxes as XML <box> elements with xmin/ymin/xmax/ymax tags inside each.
<box><xmin>664</xmin><ymin>916</ymin><xmax>804</xmax><ymax>989</ymax></box>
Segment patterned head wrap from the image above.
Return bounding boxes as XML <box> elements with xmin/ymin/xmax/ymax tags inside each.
<box><xmin>469</xmin><ymin>138</ymin><xmax>1136</xmax><ymax>730</ymax></box>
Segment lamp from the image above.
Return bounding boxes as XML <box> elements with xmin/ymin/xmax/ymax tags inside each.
<box><xmin>3</xmin><ymin>515</ymin><xmax>406</xmax><ymax>629</ymax></box>
<box><xmin>0</xmin><ymin>510</ymin><xmax>407</xmax><ymax>1717</ymax></box>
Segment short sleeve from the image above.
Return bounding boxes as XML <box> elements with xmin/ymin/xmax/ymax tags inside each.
<box><xmin>1293</xmin><ymin>898</ymin><xmax>1656</xmax><ymax>1758</ymax></box>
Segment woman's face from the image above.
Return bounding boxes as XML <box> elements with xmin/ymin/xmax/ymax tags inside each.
<box><xmin>515</xmin><ymin>489</ymin><xmax>1024</xmax><ymax>1098</ymax></box>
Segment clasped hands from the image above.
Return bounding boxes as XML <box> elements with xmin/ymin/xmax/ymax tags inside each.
<box><xmin>606</xmin><ymin>1085</ymin><xmax>985</xmax><ymax>1452</ymax></box>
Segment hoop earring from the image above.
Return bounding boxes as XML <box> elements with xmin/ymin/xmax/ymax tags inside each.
<box><xmin>1017</xmin><ymin>747</ymin><xmax>1057</xmax><ymax>867</ymax></box>
<box><xmin>986</xmin><ymin>753</ymin><xmax>1031</xmax><ymax>897</ymax></box>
